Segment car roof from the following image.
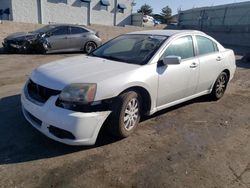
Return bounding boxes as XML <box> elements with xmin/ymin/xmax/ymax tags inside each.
<box><xmin>48</xmin><ymin>24</ymin><xmax>94</xmax><ymax>32</ymax></box>
<box><xmin>127</xmin><ymin>30</ymin><xmax>205</xmax><ymax>37</ymax></box>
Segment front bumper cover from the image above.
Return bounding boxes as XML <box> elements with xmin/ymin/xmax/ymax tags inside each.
<box><xmin>21</xmin><ymin>89</ymin><xmax>111</xmax><ymax>146</ymax></box>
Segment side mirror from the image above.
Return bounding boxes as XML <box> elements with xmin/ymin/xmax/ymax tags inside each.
<box><xmin>162</xmin><ymin>56</ymin><xmax>181</xmax><ymax>65</ymax></box>
<box><xmin>95</xmin><ymin>31</ymin><xmax>100</xmax><ymax>37</ymax></box>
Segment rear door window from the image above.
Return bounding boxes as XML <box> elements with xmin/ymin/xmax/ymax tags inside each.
<box><xmin>70</xmin><ymin>27</ymin><xmax>88</xmax><ymax>34</ymax></box>
<box><xmin>196</xmin><ymin>36</ymin><xmax>218</xmax><ymax>56</ymax></box>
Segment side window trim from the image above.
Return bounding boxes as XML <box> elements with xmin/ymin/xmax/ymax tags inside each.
<box><xmin>192</xmin><ymin>35</ymin><xmax>199</xmax><ymax>57</ymax></box>
<box><xmin>213</xmin><ymin>42</ymin><xmax>219</xmax><ymax>52</ymax></box>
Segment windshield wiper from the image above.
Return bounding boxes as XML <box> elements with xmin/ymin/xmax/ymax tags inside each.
<box><xmin>102</xmin><ymin>55</ymin><xmax>125</xmax><ymax>62</ymax></box>
<box><xmin>88</xmin><ymin>54</ymin><xmax>130</xmax><ymax>63</ymax></box>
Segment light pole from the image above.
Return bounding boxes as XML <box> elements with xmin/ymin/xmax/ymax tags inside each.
<box><xmin>37</xmin><ymin>0</ymin><xmax>43</xmax><ymax>24</ymax></box>
<box><xmin>114</xmin><ymin>0</ymin><xmax>118</xmax><ymax>26</ymax></box>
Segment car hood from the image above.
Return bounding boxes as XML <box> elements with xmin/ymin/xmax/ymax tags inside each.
<box><xmin>31</xmin><ymin>55</ymin><xmax>140</xmax><ymax>90</ymax></box>
<box><xmin>5</xmin><ymin>32</ymin><xmax>37</xmax><ymax>41</ymax></box>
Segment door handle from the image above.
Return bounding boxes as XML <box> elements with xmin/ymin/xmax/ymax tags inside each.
<box><xmin>216</xmin><ymin>56</ymin><xmax>222</xmax><ymax>61</ymax></box>
<box><xmin>190</xmin><ymin>62</ymin><xmax>198</xmax><ymax>68</ymax></box>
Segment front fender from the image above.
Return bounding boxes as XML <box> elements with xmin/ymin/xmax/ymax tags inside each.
<box><xmin>94</xmin><ymin>64</ymin><xmax>158</xmax><ymax>114</ymax></box>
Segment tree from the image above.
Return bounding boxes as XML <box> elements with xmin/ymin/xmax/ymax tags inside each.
<box><xmin>137</xmin><ymin>4</ymin><xmax>153</xmax><ymax>15</ymax></box>
<box><xmin>161</xmin><ymin>6</ymin><xmax>172</xmax><ymax>23</ymax></box>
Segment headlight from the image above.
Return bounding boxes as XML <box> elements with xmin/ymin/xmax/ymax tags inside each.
<box><xmin>59</xmin><ymin>83</ymin><xmax>97</xmax><ymax>104</ymax></box>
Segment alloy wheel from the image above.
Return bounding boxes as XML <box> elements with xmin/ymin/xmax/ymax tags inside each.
<box><xmin>85</xmin><ymin>42</ymin><xmax>96</xmax><ymax>53</ymax></box>
<box><xmin>124</xmin><ymin>98</ymin><xmax>139</xmax><ymax>131</ymax></box>
<box><xmin>215</xmin><ymin>74</ymin><xmax>227</xmax><ymax>98</ymax></box>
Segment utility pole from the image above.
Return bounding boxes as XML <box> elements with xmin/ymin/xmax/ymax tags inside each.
<box><xmin>37</xmin><ymin>0</ymin><xmax>43</xmax><ymax>24</ymax></box>
<box><xmin>114</xmin><ymin>0</ymin><xmax>117</xmax><ymax>26</ymax></box>
<box><xmin>87</xmin><ymin>2</ymin><xmax>91</xmax><ymax>25</ymax></box>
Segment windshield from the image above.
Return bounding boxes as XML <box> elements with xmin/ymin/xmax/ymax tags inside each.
<box><xmin>32</xmin><ymin>25</ymin><xmax>57</xmax><ymax>33</ymax></box>
<box><xmin>90</xmin><ymin>34</ymin><xmax>168</xmax><ymax>65</ymax></box>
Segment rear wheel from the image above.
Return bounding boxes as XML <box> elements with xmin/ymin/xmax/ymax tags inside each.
<box><xmin>84</xmin><ymin>41</ymin><xmax>97</xmax><ymax>54</ymax></box>
<box><xmin>210</xmin><ymin>72</ymin><xmax>229</xmax><ymax>100</ymax></box>
<box><xmin>108</xmin><ymin>91</ymin><xmax>141</xmax><ymax>138</ymax></box>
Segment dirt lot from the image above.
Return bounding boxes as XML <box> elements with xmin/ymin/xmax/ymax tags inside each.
<box><xmin>0</xmin><ymin>22</ymin><xmax>250</xmax><ymax>188</ymax></box>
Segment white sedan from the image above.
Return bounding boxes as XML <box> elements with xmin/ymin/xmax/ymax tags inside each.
<box><xmin>21</xmin><ymin>30</ymin><xmax>236</xmax><ymax>145</ymax></box>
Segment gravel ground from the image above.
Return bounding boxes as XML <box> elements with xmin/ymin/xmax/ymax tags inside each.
<box><xmin>0</xmin><ymin>22</ymin><xmax>250</xmax><ymax>188</ymax></box>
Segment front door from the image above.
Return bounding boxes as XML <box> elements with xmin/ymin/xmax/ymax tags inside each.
<box><xmin>157</xmin><ymin>35</ymin><xmax>199</xmax><ymax>108</ymax></box>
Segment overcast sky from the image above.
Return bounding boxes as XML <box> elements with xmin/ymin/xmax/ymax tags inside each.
<box><xmin>133</xmin><ymin>0</ymin><xmax>250</xmax><ymax>14</ymax></box>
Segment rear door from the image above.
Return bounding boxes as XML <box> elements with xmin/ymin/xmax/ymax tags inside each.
<box><xmin>47</xmin><ymin>26</ymin><xmax>70</xmax><ymax>51</ymax></box>
<box><xmin>194</xmin><ymin>35</ymin><xmax>225</xmax><ymax>92</ymax></box>
<box><xmin>68</xmin><ymin>26</ymin><xmax>89</xmax><ymax>51</ymax></box>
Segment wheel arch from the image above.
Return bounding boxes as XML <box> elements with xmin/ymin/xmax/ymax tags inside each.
<box><xmin>222</xmin><ymin>69</ymin><xmax>230</xmax><ymax>80</ymax></box>
<box><xmin>118</xmin><ymin>86</ymin><xmax>152</xmax><ymax>115</ymax></box>
<box><xmin>210</xmin><ymin>69</ymin><xmax>230</xmax><ymax>93</ymax></box>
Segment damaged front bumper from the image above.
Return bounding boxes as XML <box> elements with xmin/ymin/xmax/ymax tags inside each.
<box><xmin>2</xmin><ymin>41</ymin><xmax>22</xmax><ymax>50</ymax></box>
<box><xmin>21</xmin><ymin>89</ymin><xmax>111</xmax><ymax>146</ymax></box>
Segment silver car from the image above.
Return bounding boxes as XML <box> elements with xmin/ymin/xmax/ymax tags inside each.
<box><xmin>3</xmin><ymin>24</ymin><xmax>102</xmax><ymax>54</ymax></box>
<box><xmin>21</xmin><ymin>30</ymin><xmax>236</xmax><ymax>145</ymax></box>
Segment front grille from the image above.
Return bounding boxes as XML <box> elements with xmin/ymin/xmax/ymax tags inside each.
<box><xmin>27</xmin><ymin>79</ymin><xmax>60</xmax><ymax>103</ymax></box>
<box><xmin>5</xmin><ymin>39</ymin><xmax>24</xmax><ymax>45</ymax></box>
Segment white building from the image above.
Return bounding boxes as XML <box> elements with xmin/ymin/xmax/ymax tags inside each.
<box><xmin>0</xmin><ymin>0</ymin><xmax>135</xmax><ymax>26</ymax></box>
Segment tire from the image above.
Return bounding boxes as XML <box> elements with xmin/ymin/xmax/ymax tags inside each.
<box><xmin>3</xmin><ymin>46</ymin><xmax>16</xmax><ymax>54</ymax></box>
<box><xmin>2</xmin><ymin>47</ymin><xmax>11</xmax><ymax>53</ymax></box>
<box><xmin>210</xmin><ymin>72</ymin><xmax>229</xmax><ymax>100</ymax></box>
<box><xmin>84</xmin><ymin>41</ymin><xmax>97</xmax><ymax>54</ymax></box>
<box><xmin>19</xmin><ymin>42</ymin><xmax>29</xmax><ymax>54</ymax></box>
<box><xmin>38</xmin><ymin>44</ymin><xmax>47</xmax><ymax>54</ymax></box>
<box><xmin>108</xmin><ymin>91</ymin><xmax>142</xmax><ymax>138</ymax></box>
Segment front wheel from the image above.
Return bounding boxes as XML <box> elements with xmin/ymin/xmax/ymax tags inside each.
<box><xmin>108</xmin><ymin>91</ymin><xmax>142</xmax><ymax>138</ymax></box>
<box><xmin>210</xmin><ymin>72</ymin><xmax>229</xmax><ymax>100</ymax></box>
<box><xmin>19</xmin><ymin>41</ymin><xmax>30</xmax><ymax>54</ymax></box>
<box><xmin>3</xmin><ymin>47</ymin><xmax>12</xmax><ymax>54</ymax></box>
<box><xmin>84</xmin><ymin>41</ymin><xmax>97</xmax><ymax>54</ymax></box>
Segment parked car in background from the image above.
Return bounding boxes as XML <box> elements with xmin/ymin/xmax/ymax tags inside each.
<box><xmin>154</xmin><ymin>20</ymin><xmax>161</xmax><ymax>25</ymax></box>
<box><xmin>21</xmin><ymin>30</ymin><xmax>236</xmax><ymax>145</ymax></box>
<box><xmin>143</xmin><ymin>15</ymin><xmax>156</xmax><ymax>27</ymax></box>
<box><xmin>2</xmin><ymin>24</ymin><xmax>102</xmax><ymax>54</ymax></box>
